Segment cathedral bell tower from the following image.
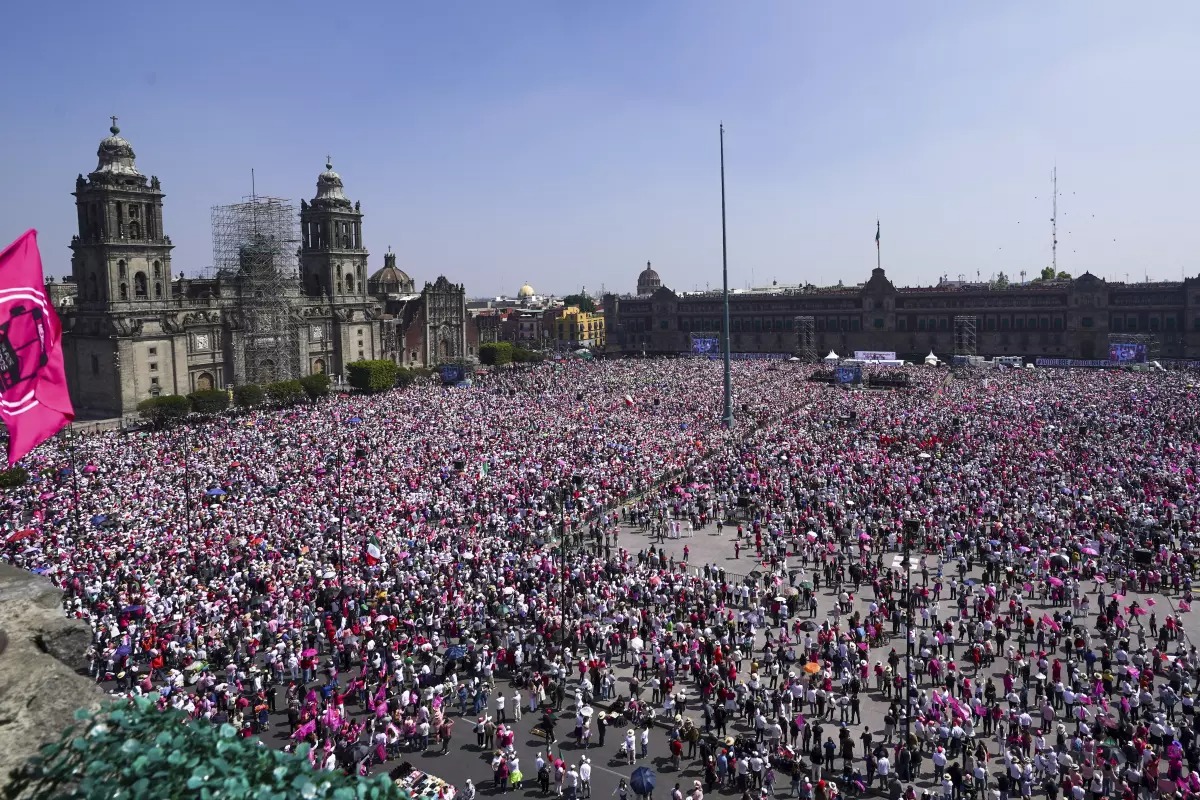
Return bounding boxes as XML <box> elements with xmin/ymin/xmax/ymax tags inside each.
<box><xmin>70</xmin><ymin>118</ymin><xmax>173</xmax><ymax>307</ymax></box>
<box><xmin>299</xmin><ymin>159</ymin><xmax>368</xmax><ymax>301</ymax></box>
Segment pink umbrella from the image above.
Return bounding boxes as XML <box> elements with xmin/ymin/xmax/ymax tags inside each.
<box><xmin>1048</xmin><ymin>577</ymin><xmax>1064</xmax><ymax>587</ymax></box>
<box><xmin>1112</xmin><ymin>593</ymin><xmax>1125</xmax><ymax>601</ymax></box>
<box><xmin>1146</xmin><ymin>598</ymin><xmax>1157</xmax><ymax>607</ymax></box>
<box><xmin>1094</xmin><ymin>574</ymin><xmax>1107</xmax><ymax>583</ymax></box>
<box><xmin>1082</xmin><ymin>547</ymin><xmax>1099</xmax><ymax>556</ymax></box>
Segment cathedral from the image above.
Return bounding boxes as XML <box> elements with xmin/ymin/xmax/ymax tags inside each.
<box><xmin>54</xmin><ymin>122</ymin><xmax>477</xmax><ymax>419</ymax></box>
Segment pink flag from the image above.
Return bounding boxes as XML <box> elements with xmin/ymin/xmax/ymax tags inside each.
<box><xmin>0</xmin><ymin>230</ymin><xmax>74</xmax><ymax>465</ymax></box>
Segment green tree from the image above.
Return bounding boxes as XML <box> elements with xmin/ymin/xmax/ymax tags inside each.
<box><xmin>994</xmin><ymin>271</ymin><xmax>1010</xmax><ymax>288</ymax></box>
<box><xmin>136</xmin><ymin>395</ymin><xmax>190</xmax><ymax>427</ymax></box>
<box><xmin>346</xmin><ymin>359</ymin><xmax>398</xmax><ymax>393</ymax></box>
<box><xmin>1040</xmin><ymin>266</ymin><xmax>1056</xmax><ymax>281</ymax></box>
<box><xmin>1056</xmin><ymin>270</ymin><xmax>1072</xmax><ymax>280</ymax></box>
<box><xmin>561</xmin><ymin>294</ymin><xmax>597</xmax><ymax>312</ymax></box>
<box><xmin>232</xmin><ymin>384</ymin><xmax>264</xmax><ymax>408</ymax></box>
<box><xmin>479</xmin><ymin>342</ymin><xmax>513</xmax><ymax>366</ymax></box>
<box><xmin>3</xmin><ymin>698</ymin><xmax>406</xmax><ymax>800</ymax></box>
<box><xmin>299</xmin><ymin>372</ymin><xmax>331</xmax><ymax>401</ymax></box>
<box><xmin>265</xmin><ymin>380</ymin><xmax>305</xmax><ymax>406</ymax></box>
<box><xmin>394</xmin><ymin>366</ymin><xmax>415</xmax><ymax>388</ymax></box>
<box><xmin>0</xmin><ymin>466</ymin><xmax>29</xmax><ymax>489</ymax></box>
<box><xmin>186</xmin><ymin>389</ymin><xmax>230</xmax><ymax>415</ymax></box>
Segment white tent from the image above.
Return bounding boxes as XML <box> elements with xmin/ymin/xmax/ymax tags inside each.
<box><xmin>924</xmin><ymin>351</ymin><xmax>939</xmax><ymax>366</ymax></box>
<box><xmin>823</xmin><ymin>351</ymin><xmax>840</xmax><ymax>364</ymax></box>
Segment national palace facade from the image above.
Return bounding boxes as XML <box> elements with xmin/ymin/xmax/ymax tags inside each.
<box><xmin>605</xmin><ymin>264</ymin><xmax>1200</xmax><ymax>362</ymax></box>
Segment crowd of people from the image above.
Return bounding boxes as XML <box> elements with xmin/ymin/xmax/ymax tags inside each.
<box><xmin>3</xmin><ymin>359</ymin><xmax>1200</xmax><ymax>800</ymax></box>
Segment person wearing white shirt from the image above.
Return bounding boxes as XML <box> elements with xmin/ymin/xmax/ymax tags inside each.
<box><xmin>579</xmin><ymin>756</ymin><xmax>592</xmax><ymax>797</ymax></box>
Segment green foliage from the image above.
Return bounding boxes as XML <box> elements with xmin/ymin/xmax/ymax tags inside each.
<box><xmin>510</xmin><ymin>347</ymin><xmax>545</xmax><ymax>364</ymax></box>
<box><xmin>0</xmin><ymin>466</ymin><xmax>29</xmax><ymax>489</ymax></box>
<box><xmin>2</xmin><ymin>697</ymin><xmax>407</xmax><ymax>800</ymax></box>
<box><xmin>393</xmin><ymin>367</ymin><xmax>416</xmax><ymax>388</ymax></box>
<box><xmin>346</xmin><ymin>360</ymin><xmax>398</xmax><ymax>393</ymax></box>
<box><xmin>136</xmin><ymin>395</ymin><xmax>190</xmax><ymax>427</ymax></box>
<box><xmin>993</xmin><ymin>271</ymin><xmax>1009</xmax><ymax>288</ymax></box>
<box><xmin>1040</xmin><ymin>266</ymin><xmax>1056</xmax><ymax>281</ymax></box>
<box><xmin>478</xmin><ymin>342</ymin><xmax>513</xmax><ymax>366</ymax></box>
<box><xmin>264</xmin><ymin>380</ymin><xmax>305</xmax><ymax>406</ymax></box>
<box><xmin>561</xmin><ymin>294</ymin><xmax>597</xmax><ymax>312</ymax></box>
<box><xmin>187</xmin><ymin>389</ymin><xmax>230</xmax><ymax>415</ymax></box>
<box><xmin>1056</xmin><ymin>270</ymin><xmax>1072</xmax><ymax>280</ymax></box>
<box><xmin>299</xmin><ymin>373</ymin><xmax>332</xmax><ymax>400</ymax></box>
<box><xmin>232</xmin><ymin>384</ymin><xmax>264</xmax><ymax>408</ymax></box>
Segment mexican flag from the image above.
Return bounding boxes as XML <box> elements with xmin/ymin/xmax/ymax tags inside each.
<box><xmin>366</xmin><ymin>535</ymin><xmax>383</xmax><ymax>566</ymax></box>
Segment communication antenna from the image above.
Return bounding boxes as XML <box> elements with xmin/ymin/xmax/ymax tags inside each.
<box><xmin>1051</xmin><ymin>165</ymin><xmax>1058</xmax><ymax>275</ymax></box>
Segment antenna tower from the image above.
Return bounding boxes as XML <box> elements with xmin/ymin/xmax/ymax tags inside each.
<box><xmin>1051</xmin><ymin>165</ymin><xmax>1058</xmax><ymax>275</ymax></box>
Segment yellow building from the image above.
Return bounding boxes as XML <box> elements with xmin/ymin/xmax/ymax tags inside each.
<box><xmin>554</xmin><ymin>306</ymin><xmax>605</xmax><ymax>350</ymax></box>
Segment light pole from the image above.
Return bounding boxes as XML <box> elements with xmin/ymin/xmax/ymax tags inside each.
<box><xmin>560</xmin><ymin>474</ymin><xmax>585</xmax><ymax>653</ymax></box>
<box><xmin>719</xmin><ymin>123</ymin><xmax>734</xmax><ymax>428</ymax></box>
<box><xmin>902</xmin><ymin>517</ymin><xmax>920</xmax><ymax>745</ymax></box>
<box><xmin>62</xmin><ymin>425</ymin><xmax>84</xmax><ymax>537</ymax></box>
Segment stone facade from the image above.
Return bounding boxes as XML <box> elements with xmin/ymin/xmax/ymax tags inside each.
<box><xmin>606</xmin><ymin>265</ymin><xmax>1200</xmax><ymax>361</ymax></box>
<box><xmin>57</xmin><ymin>123</ymin><xmax>474</xmax><ymax>419</ymax></box>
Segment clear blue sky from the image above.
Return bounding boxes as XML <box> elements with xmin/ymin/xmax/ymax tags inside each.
<box><xmin>3</xmin><ymin>1</ymin><xmax>1198</xmax><ymax>296</ymax></box>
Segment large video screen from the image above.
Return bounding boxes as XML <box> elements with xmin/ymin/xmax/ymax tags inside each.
<box><xmin>1108</xmin><ymin>342</ymin><xmax>1148</xmax><ymax>363</ymax></box>
<box><xmin>834</xmin><ymin>365</ymin><xmax>863</xmax><ymax>384</ymax></box>
<box><xmin>691</xmin><ymin>336</ymin><xmax>719</xmax><ymax>355</ymax></box>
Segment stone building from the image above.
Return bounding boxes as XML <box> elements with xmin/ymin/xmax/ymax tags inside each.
<box><xmin>606</xmin><ymin>263</ymin><xmax>1200</xmax><ymax>361</ymax></box>
<box><xmin>57</xmin><ymin>122</ymin><xmax>474</xmax><ymax>419</ymax></box>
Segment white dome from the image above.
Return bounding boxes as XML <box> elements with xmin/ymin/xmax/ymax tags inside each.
<box><xmin>517</xmin><ymin>284</ymin><xmax>535</xmax><ymax>298</ymax></box>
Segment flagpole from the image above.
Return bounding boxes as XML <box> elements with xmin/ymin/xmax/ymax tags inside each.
<box><xmin>181</xmin><ymin>424</ymin><xmax>192</xmax><ymax>536</ymax></box>
<box><xmin>719</xmin><ymin>123</ymin><xmax>734</xmax><ymax>429</ymax></box>
<box><xmin>876</xmin><ymin>219</ymin><xmax>881</xmax><ymax>272</ymax></box>
<box><xmin>65</xmin><ymin>425</ymin><xmax>84</xmax><ymax>537</ymax></box>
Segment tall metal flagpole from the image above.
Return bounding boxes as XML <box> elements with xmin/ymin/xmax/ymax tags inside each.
<box><xmin>720</xmin><ymin>124</ymin><xmax>734</xmax><ymax>429</ymax></box>
<box><xmin>65</xmin><ymin>425</ymin><xmax>84</xmax><ymax>536</ymax></box>
<box><xmin>181</xmin><ymin>425</ymin><xmax>193</xmax><ymax>536</ymax></box>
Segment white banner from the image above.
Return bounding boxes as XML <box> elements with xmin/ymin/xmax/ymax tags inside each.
<box><xmin>853</xmin><ymin>350</ymin><xmax>896</xmax><ymax>362</ymax></box>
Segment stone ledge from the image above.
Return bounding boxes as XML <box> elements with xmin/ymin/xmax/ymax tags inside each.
<box><xmin>0</xmin><ymin>563</ymin><xmax>103</xmax><ymax>785</ymax></box>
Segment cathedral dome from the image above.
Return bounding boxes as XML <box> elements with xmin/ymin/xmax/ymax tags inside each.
<box><xmin>517</xmin><ymin>283</ymin><xmax>535</xmax><ymax>299</ymax></box>
<box><xmin>315</xmin><ymin>159</ymin><xmax>348</xmax><ymax>203</ymax></box>
<box><xmin>637</xmin><ymin>261</ymin><xmax>661</xmax><ymax>295</ymax></box>
<box><xmin>368</xmin><ymin>252</ymin><xmax>414</xmax><ymax>295</ymax></box>
<box><xmin>93</xmin><ymin>120</ymin><xmax>142</xmax><ymax>177</ymax></box>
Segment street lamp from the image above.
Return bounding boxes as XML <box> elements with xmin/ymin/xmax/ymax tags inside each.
<box><xmin>60</xmin><ymin>424</ymin><xmax>84</xmax><ymax>536</ymax></box>
<box><xmin>560</xmin><ymin>474</ymin><xmax>585</xmax><ymax>653</ymax></box>
<box><xmin>902</xmin><ymin>516</ymin><xmax>921</xmax><ymax>746</ymax></box>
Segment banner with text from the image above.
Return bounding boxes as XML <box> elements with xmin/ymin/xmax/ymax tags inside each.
<box><xmin>853</xmin><ymin>350</ymin><xmax>897</xmax><ymax>362</ymax></box>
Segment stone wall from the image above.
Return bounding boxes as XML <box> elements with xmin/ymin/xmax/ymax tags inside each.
<box><xmin>0</xmin><ymin>564</ymin><xmax>103</xmax><ymax>783</ymax></box>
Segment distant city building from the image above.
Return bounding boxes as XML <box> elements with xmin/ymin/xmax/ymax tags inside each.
<box><xmin>606</xmin><ymin>264</ymin><xmax>1200</xmax><ymax>361</ymax></box>
<box><xmin>553</xmin><ymin>306</ymin><xmax>606</xmax><ymax>350</ymax></box>
<box><xmin>56</xmin><ymin>122</ymin><xmax>477</xmax><ymax>419</ymax></box>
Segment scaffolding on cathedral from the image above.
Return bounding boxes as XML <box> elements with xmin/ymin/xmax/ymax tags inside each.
<box><xmin>211</xmin><ymin>197</ymin><xmax>301</xmax><ymax>385</ymax></box>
